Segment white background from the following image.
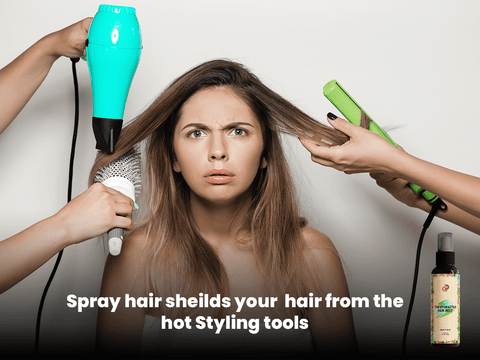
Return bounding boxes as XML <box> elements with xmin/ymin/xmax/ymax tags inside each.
<box><xmin>0</xmin><ymin>0</ymin><xmax>479</xmax><ymax>356</ymax></box>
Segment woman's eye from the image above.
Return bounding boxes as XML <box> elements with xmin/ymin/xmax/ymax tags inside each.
<box><xmin>229</xmin><ymin>128</ymin><xmax>247</xmax><ymax>137</ymax></box>
<box><xmin>188</xmin><ymin>130</ymin><xmax>206</xmax><ymax>138</ymax></box>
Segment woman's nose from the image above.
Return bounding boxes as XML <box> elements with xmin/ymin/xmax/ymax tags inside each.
<box><xmin>208</xmin><ymin>134</ymin><xmax>228</xmax><ymax>161</ymax></box>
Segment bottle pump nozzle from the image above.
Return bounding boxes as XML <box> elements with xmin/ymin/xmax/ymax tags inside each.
<box><xmin>436</xmin><ymin>232</ymin><xmax>455</xmax><ymax>265</ymax></box>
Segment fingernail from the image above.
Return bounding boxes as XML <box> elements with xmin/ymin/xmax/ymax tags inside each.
<box><xmin>327</xmin><ymin>112</ymin><xmax>337</xmax><ymax>120</ymax></box>
<box><xmin>135</xmin><ymin>203</ymin><xmax>139</xmax><ymax>210</ymax></box>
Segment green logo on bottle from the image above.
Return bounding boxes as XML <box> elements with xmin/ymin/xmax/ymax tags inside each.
<box><xmin>436</xmin><ymin>300</ymin><xmax>455</xmax><ymax>317</ymax></box>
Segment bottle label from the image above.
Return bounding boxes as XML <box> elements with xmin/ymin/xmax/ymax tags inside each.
<box><xmin>431</xmin><ymin>274</ymin><xmax>460</xmax><ymax>345</ymax></box>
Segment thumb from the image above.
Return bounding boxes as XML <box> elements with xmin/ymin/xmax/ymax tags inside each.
<box><xmin>326</xmin><ymin>112</ymin><xmax>358</xmax><ymax>137</ymax></box>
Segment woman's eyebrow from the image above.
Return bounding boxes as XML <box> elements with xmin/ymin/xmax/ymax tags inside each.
<box><xmin>180</xmin><ymin>121</ymin><xmax>255</xmax><ymax>131</ymax></box>
<box><xmin>223</xmin><ymin>122</ymin><xmax>255</xmax><ymax>129</ymax></box>
<box><xmin>180</xmin><ymin>123</ymin><xmax>209</xmax><ymax>131</ymax></box>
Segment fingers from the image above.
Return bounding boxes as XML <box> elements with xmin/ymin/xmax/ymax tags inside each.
<box><xmin>301</xmin><ymin>112</ymin><xmax>399</xmax><ymax>175</ymax></box>
<box><xmin>103</xmin><ymin>186</ymin><xmax>136</xmax><ymax>210</ymax></box>
<box><xmin>101</xmin><ymin>186</ymin><xmax>136</xmax><ymax>231</ymax></box>
<box><xmin>299</xmin><ymin>137</ymin><xmax>336</xmax><ymax>159</ymax></box>
<box><xmin>369</xmin><ymin>172</ymin><xmax>395</xmax><ymax>182</ymax></box>
<box><xmin>310</xmin><ymin>156</ymin><xmax>338</xmax><ymax>168</ymax></box>
<box><xmin>369</xmin><ymin>172</ymin><xmax>408</xmax><ymax>187</ymax></box>
<box><xmin>93</xmin><ymin>183</ymin><xmax>136</xmax><ymax>210</ymax></box>
<box><xmin>325</xmin><ymin>113</ymin><xmax>360</xmax><ymax>137</ymax></box>
<box><xmin>89</xmin><ymin>183</ymin><xmax>137</xmax><ymax>231</ymax></box>
<box><xmin>77</xmin><ymin>18</ymin><xmax>93</xmax><ymax>60</ymax></box>
<box><xmin>300</xmin><ymin>136</ymin><xmax>355</xmax><ymax>173</ymax></box>
<box><xmin>298</xmin><ymin>113</ymin><xmax>357</xmax><ymax>167</ymax></box>
<box><xmin>298</xmin><ymin>113</ymin><xmax>356</xmax><ymax>153</ymax></box>
<box><xmin>57</xmin><ymin>183</ymin><xmax>139</xmax><ymax>245</ymax></box>
<box><xmin>102</xmin><ymin>190</ymin><xmax>135</xmax><ymax>231</ymax></box>
<box><xmin>113</xmin><ymin>216</ymin><xmax>134</xmax><ymax>232</ymax></box>
<box><xmin>113</xmin><ymin>202</ymin><xmax>136</xmax><ymax>218</ymax></box>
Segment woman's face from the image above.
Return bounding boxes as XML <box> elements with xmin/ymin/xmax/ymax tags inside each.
<box><xmin>173</xmin><ymin>87</ymin><xmax>267</xmax><ymax>205</ymax></box>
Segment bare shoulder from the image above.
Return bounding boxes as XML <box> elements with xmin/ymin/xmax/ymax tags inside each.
<box><xmin>300</xmin><ymin>227</ymin><xmax>348</xmax><ymax>294</ymax></box>
<box><xmin>300</xmin><ymin>226</ymin><xmax>343</xmax><ymax>273</ymax></box>
<box><xmin>301</xmin><ymin>226</ymin><xmax>339</xmax><ymax>255</ymax></box>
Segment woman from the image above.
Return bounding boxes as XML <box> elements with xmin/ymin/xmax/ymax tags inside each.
<box><xmin>91</xmin><ymin>60</ymin><xmax>357</xmax><ymax>356</ymax></box>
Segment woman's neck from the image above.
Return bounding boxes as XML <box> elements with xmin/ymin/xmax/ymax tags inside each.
<box><xmin>189</xmin><ymin>191</ymin><xmax>251</xmax><ymax>248</ymax></box>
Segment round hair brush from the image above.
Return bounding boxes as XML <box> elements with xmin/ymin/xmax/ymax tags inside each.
<box><xmin>94</xmin><ymin>148</ymin><xmax>141</xmax><ymax>256</ymax></box>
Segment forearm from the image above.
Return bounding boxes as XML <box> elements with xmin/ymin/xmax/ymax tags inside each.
<box><xmin>0</xmin><ymin>33</ymin><xmax>59</xmax><ymax>134</ymax></box>
<box><xmin>414</xmin><ymin>198</ymin><xmax>480</xmax><ymax>236</ymax></box>
<box><xmin>392</xmin><ymin>150</ymin><xmax>480</xmax><ymax>219</ymax></box>
<box><xmin>0</xmin><ymin>215</ymin><xmax>69</xmax><ymax>294</ymax></box>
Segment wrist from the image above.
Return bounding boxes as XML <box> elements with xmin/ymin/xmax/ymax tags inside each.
<box><xmin>48</xmin><ymin>212</ymin><xmax>74</xmax><ymax>248</ymax></box>
<box><xmin>38</xmin><ymin>32</ymin><xmax>62</xmax><ymax>62</ymax></box>
<box><xmin>384</xmin><ymin>147</ymin><xmax>412</xmax><ymax>177</ymax></box>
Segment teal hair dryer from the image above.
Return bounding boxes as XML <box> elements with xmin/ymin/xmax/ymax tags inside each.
<box><xmin>86</xmin><ymin>4</ymin><xmax>142</xmax><ymax>154</ymax></box>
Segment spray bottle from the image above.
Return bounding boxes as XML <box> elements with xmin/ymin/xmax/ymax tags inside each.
<box><xmin>431</xmin><ymin>232</ymin><xmax>460</xmax><ymax>346</ymax></box>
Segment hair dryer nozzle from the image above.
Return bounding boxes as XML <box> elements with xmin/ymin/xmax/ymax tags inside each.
<box><xmin>92</xmin><ymin>117</ymin><xmax>123</xmax><ymax>154</ymax></box>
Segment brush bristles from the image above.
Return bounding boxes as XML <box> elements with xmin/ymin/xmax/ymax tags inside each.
<box><xmin>94</xmin><ymin>148</ymin><xmax>142</xmax><ymax>199</ymax></box>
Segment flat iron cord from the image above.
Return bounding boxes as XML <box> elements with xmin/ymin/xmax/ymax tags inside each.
<box><xmin>401</xmin><ymin>198</ymin><xmax>445</xmax><ymax>356</ymax></box>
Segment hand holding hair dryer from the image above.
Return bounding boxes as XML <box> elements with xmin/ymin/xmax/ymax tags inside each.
<box><xmin>86</xmin><ymin>4</ymin><xmax>142</xmax><ymax>154</ymax></box>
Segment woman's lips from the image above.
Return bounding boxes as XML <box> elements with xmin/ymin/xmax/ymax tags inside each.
<box><xmin>207</xmin><ymin>176</ymin><xmax>233</xmax><ymax>184</ymax></box>
<box><xmin>206</xmin><ymin>169</ymin><xmax>234</xmax><ymax>184</ymax></box>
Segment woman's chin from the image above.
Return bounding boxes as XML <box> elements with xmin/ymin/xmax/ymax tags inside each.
<box><xmin>190</xmin><ymin>188</ymin><xmax>251</xmax><ymax>208</ymax></box>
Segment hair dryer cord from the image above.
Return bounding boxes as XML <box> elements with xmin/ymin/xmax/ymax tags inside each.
<box><xmin>34</xmin><ymin>57</ymin><xmax>80</xmax><ymax>354</ymax></box>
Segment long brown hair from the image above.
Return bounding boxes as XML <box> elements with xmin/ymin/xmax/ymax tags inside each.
<box><xmin>89</xmin><ymin>59</ymin><xmax>348</xmax><ymax>318</ymax></box>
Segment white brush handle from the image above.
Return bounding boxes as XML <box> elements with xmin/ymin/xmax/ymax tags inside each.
<box><xmin>107</xmin><ymin>228</ymin><xmax>124</xmax><ymax>256</ymax></box>
<box><xmin>103</xmin><ymin>176</ymin><xmax>135</xmax><ymax>256</ymax></box>
<box><xmin>103</xmin><ymin>176</ymin><xmax>136</xmax><ymax>201</ymax></box>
